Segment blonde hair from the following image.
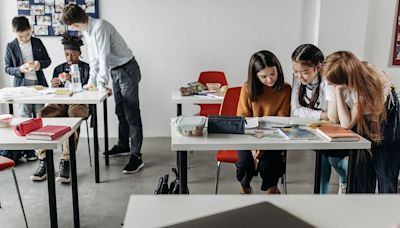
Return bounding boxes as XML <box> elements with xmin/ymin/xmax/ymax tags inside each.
<box><xmin>321</xmin><ymin>51</ymin><xmax>386</xmax><ymax>143</ymax></box>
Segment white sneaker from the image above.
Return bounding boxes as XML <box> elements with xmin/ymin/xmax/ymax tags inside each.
<box><xmin>338</xmin><ymin>183</ymin><xmax>347</xmax><ymax>195</ymax></box>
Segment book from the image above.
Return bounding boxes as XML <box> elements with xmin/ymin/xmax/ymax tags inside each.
<box><xmin>26</xmin><ymin>125</ymin><xmax>71</xmax><ymax>140</ymax></box>
<box><xmin>316</xmin><ymin>126</ymin><xmax>360</xmax><ymax>142</ymax></box>
<box><xmin>278</xmin><ymin>127</ymin><xmax>318</xmax><ymax>140</ymax></box>
<box><xmin>53</xmin><ymin>88</ymin><xmax>73</xmax><ymax>97</ymax></box>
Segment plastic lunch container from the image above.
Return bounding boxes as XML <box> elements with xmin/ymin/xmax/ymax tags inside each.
<box><xmin>176</xmin><ymin>116</ymin><xmax>206</xmax><ymax>136</ymax></box>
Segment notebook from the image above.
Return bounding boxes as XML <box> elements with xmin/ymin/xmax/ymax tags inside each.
<box><xmin>316</xmin><ymin>126</ymin><xmax>360</xmax><ymax>142</ymax></box>
<box><xmin>164</xmin><ymin>202</ymin><xmax>315</xmax><ymax>228</ymax></box>
<box><xmin>26</xmin><ymin>125</ymin><xmax>71</xmax><ymax>140</ymax></box>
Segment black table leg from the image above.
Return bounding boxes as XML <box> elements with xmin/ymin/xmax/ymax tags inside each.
<box><xmin>69</xmin><ymin>133</ymin><xmax>80</xmax><ymax>227</ymax></box>
<box><xmin>91</xmin><ymin>104</ymin><xmax>100</xmax><ymax>183</ymax></box>
<box><xmin>177</xmin><ymin>151</ymin><xmax>189</xmax><ymax>194</ymax></box>
<box><xmin>45</xmin><ymin>150</ymin><xmax>58</xmax><ymax>228</ymax></box>
<box><xmin>103</xmin><ymin>99</ymin><xmax>109</xmax><ymax>166</ymax></box>
<box><xmin>177</xmin><ymin>104</ymin><xmax>182</xmax><ymax>116</ymax></box>
<box><xmin>8</xmin><ymin>104</ymin><xmax>13</xmax><ymax>115</ymax></box>
<box><xmin>347</xmin><ymin>150</ymin><xmax>356</xmax><ymax>193</ymax></box>
<box><xmin>314</xmin><ymin>150</ymin><xmax>322</xmax><ymax>194</ymax></box>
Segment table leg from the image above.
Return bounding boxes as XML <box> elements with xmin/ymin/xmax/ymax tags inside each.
<box><xmin>314</xmin><ymin>150</ymin><xmax>322</xmax><ymax>194</ymax></box>
<box><xmin>8</xmin><ymin>104</ymin><xmax>13</xmax><ymax>115</ymax></box>
<box><xmin>177</xmin><ymin>104</ymin><xmax>182</xmax><ymax>116</ymax></box>
<box><xmin>103</xmin><ymin>99</ymin><xmax>109</xmax><ymax>166</ymax></box>
<box><xmin>177</xmin><ymin>151</ymin><xmax>189</xmax><ymax>194</ymax></box>
<box><xmin>45</xmin><ymin>150</ymin><xmax>58</xmax><ymax>228</ymax></box>
<box><xmin>347</xmin><ymin>150</ymin><xmax>356</xmax><ymax>193</ymax></box>
<box><xmin>69</xmin><ymin>134</ymin><xmax>80</xmax><ymax>227</ymax></box>
<box><xmin>91</xmin><ymin>104</ymin><xmax>100</xmax><ymax>183</ymax></box>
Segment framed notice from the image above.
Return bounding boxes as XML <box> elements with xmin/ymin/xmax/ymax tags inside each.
<box><xmin>393</xmin><ymin>1</ymin><xmax>400</xmax><ymax>65</ymax></box>
<box><xmin>16</xmin><ymin>0</ymin><xmax>99</xmax><ymax>36</ymax></box>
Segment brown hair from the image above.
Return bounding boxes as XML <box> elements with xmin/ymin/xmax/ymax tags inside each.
<box><xmin>321</xmin><ymin>51</ymin><xmax>385</xmax><ymax>143</ymax></box>
<box><xmin>247</xmin><ymin>50</ymin><xmax>285</xmax><ymax>102</ymax></box>
<box><xmin>61</xmin><ymin>4</ymin><xmax>88</xmax><ymax>25</ymax></box>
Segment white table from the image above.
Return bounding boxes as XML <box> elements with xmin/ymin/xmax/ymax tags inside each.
<box><xmin>0</xmin><ymin>118</ymin><xmax>82</xmax><ymax>228</ymax></box>
<box><xmin>0</xmin><ymin>90</ymin><xmax>109</xmax><ymax>183</ymax></box>
<box><xmin>171</xmin><ymin>117</ymin><xmax>371</xmax><ymax>194</ymax></box>
<box><xmin>171</xmin><ymin>90</ymin><xmax>223</xmax><ymax>116</ymax></box>
<box><xmin>123</xmin><ymin>195</ymin><xmax>400</xmax><ymax>228</ymax></box>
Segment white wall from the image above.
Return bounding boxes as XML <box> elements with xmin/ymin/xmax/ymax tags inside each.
<box><xmin>1</xmin><ymin>0</ymin><xmax>399</xmax><ymax>137</ymax></box>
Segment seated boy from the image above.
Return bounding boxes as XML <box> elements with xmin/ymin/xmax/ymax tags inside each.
<box><xmin>31</xmin><ymin>34</ymin><xmax>90</xmax><ymax>183</ymax></box>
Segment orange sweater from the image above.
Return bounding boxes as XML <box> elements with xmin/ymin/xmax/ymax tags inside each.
<box><xmin>237</xmin><ymin>82</ymin><xmax>291</xmax><ymax>117</ymax></box>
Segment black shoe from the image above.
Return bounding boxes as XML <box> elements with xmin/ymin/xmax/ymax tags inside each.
<box><xmin>103</xmin><ymin>145</ymin><xmax>131</xmax><ymax>157</ymax></box>
<box><xmin>56</xmin><ymin>160</ymin><xmax>70</xmax><ymax>183</ymax></box>
<box><xmin>24</xmin><ymin>150</ymin><xmax>38</xmax><ymax>161</ymax></box>
<box><xmin>122</xmin><ymin>157</ymin><xmax>144</xmax><ymax>174</ymax></box>
<box><xmin>31</xmin><ymin>159</ymin><xmax>47</xmax><ymax>181</ymax></box>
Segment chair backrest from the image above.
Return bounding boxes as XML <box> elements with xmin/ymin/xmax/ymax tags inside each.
<box><xmin>198</xmin><ymin>71</ymin><xmax>228</xmax><ymax>86</ymax></box>
<box><xmin>219</xmin><ymin>87</ymin><xmax>242</xmax><ymax>116</ymax></box>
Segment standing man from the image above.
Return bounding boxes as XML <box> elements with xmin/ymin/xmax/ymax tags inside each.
<box><xmin>61</xmin><ymin>4</ymin><xmax>144</xmax><ymax>174</ymax></box>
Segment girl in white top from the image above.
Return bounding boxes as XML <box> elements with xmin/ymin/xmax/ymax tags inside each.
<box><xmin>322</xmin><ymin>51</ymin><xmax>400</xmax><ymax>193</ymax></box>
<box><xmin>291</xmin><ymin>44</ymin><xmax>348</xmax><ymax>194</ymax></box>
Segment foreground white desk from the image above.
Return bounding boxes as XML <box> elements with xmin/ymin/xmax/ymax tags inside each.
<box><xmin>123</xmin><ymin>195</ymin><xmax>400</xmax><ymax>228</ymax></box>
<box><xmin>171</xmin><ymin>117</ymin><xmax>371</xmax><ymax>194</ymax></box>
<box><xmin>0</xmin><ymin>90</ymin><xmax>109</xmax><ymax>183</ymax></box>
<box><xmin>0</xmin><ymin>118</ymin><xmax>82</xmax><ymax>228</ymax></box>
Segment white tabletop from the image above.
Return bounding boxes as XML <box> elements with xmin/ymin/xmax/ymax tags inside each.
<box><xmin>0</xmin><ymin>90</ymin><xmax>107</xmax><ymax>104</ymax></box>
<box><xmin>123</xmin><ymin>195</ymin><xmax>400</xmax><ymax>228</ymax></box>
<box><xmin>171</xmin><ymin>116</ymin><xmax>371</xmax><ymax>151</ymax></box>
<box><xmin>0</xmin><ymin>118</ymin><xmax>82</xmax><ymax>150</ymax></box>
<box><xmin>172</xmin><ymin>90</ymin><xmax>223</xmax><ymax>104</ymax></box>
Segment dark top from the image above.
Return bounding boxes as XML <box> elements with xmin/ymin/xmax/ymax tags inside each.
<box><xmin>53</xmin><ymin>61</ymin><xmax>90</xmax><ymax>87</ymax></box>
<box><xmin>5</xmin><ymin>37</ymin><xmax>51</xmax><ymax>87</ymax></box>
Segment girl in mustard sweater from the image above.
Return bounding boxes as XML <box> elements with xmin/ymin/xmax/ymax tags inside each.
<box><xmin>236</xmin><ymin>50</ymin><xmax>291</xmax><ymax>194</ymax></box>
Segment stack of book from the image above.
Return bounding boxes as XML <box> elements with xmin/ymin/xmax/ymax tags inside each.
<box><xmin>26</xmin><ymin>125</ymin><xmax>71</xmax><ymax>141</ymax></box>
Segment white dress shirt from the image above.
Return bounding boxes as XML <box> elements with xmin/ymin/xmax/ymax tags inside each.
<box><xmin>82</xmin><ymin>17</ymin><xmax>134</xmax><ymax>89</ymax></box>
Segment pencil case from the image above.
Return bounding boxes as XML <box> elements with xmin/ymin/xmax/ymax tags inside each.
<box><xmin>207</xmin><ymin>115</ymin><xmax>245</xmax><ymax>134</ymax></box>
<box><xmin>14</xmin><ymin>117</ymin><xmax>43</xmax><ymax>136</ymax></box>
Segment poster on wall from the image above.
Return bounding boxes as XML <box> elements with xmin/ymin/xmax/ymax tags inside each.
<box><xmin>16</xmin><ymin>0</ymin><xmax>99</xmax><ymax>36</ymax></box>
<box><xmin>393</xmin><ymin>1</ymin><xmax>400</xmax><ymax>65</ymax></box>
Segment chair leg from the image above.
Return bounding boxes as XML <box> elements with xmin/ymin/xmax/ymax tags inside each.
<box><xmin>188</xmin><ymin>151</ymin><xmax>193</xmax><ymax>169</ymax></box>
<box><xmin>85</xmin><ymin>119</ymin><xmax>92</xmax><ymax>167</ymax></box>
<box><xmin>214</xmin><ymin>161</ymin><xmax>221</xmax><ymax>194</ymax></box>
<box><xmin>11</xmin><ymin>168</ymin><xmax>28</xmax><ymax>228</ymax></box>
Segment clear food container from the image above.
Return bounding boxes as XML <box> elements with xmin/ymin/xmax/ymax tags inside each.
<box><xmin>176</xmin><ymin>116</ymin><xmax>206</xmax><ymax>136</ymax></box>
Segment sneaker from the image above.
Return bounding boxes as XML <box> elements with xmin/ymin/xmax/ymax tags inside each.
<box><xmin>31</xmin><ymin>159</ymin><xmax>47</xmax><ymax>181</ymax></box>
<box><xmin>103</xmin><ymin>145</ymin><xmax>131</xmax><ymax>157</ymax></box>
<box><xmin>24</xmin><ymin>150</ymin><xmax>38</xmax><ymax>161</ymax></box>
<box><xmin>338</xmin><ymin>183</ymin><xmax>347</xmax><ymax>195</ymax></box>
<box><xmin>122</xmin><ymin>157</ymin><xmax>144</xmax><ymax>174</ymax></box>
<box><xmin>56</xmin><ymin>160</ymin><xmax>70</xmax><ymax>183</ymax></box>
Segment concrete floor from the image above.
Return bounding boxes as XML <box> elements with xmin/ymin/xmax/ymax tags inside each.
<box><xmin>0</xmin><ymin>137</ymin><xmax>341</xmax><ymax>228</ymax></box>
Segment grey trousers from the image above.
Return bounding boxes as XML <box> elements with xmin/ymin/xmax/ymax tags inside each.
<box><xmin>110</xmin><ymin>58</ymin><xmax>143</xmax><ymax>159</ymax></box>
<box><xmin>19</xmin><ymin>79</ymin><xmax>44</xmax><ymax>117</ymax></box>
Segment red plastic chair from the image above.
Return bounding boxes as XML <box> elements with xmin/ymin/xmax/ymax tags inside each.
<box><xmin>197</xmin><ymin>71</ymin><xmax>228</xmax><ymax>116</ymax></box>
<box><xmin>214</xmin><ymin>87</ymin><xmax>241</xmax><ymax>194</ymax></box>
<box><xmin>0</xmin><ymin>156</ymin><xmax>28</xmax><ymax>228</ymax></box>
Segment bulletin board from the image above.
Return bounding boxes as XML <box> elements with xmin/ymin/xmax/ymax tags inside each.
<box><xmin>16</xmin><ymin>0</ymin><xmax>99</xmax><ymax>36</ymax></box>
<box><xmin>393</xmin><ymin>1</ymin><xmax>400</xmax><ymax>65</ymax></box>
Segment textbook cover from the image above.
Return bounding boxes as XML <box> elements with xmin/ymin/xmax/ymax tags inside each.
<box><xmin>316</xmin><ymin>126</ymin><xmax>360</xmax><ymax>142</ymax></box>
<box><xmin>278</xmin><ymin>127</ymin><xmax>318</xmax><ymax>140</ymax></box>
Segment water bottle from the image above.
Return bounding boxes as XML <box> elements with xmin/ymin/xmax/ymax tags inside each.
<box><xmin>69</xmin><ymin>64</ymin><xmax>82</xmax><ymax>92</ymax></box>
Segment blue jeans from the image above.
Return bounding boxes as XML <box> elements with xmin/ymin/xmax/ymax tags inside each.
<box><xmin>320</xmin><ymin>154</ymin><xmax>348</xmax><ymax>193</ymax></box>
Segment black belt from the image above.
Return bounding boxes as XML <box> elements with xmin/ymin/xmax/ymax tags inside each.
<box><xmin>112</xmin><ymin>58</ymin><xmax>134</xmax><ymax>71</ymax></box>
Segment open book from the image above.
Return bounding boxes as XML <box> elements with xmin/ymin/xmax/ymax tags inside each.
<box><xmin>26</xmin><ymin>125</ymin><xmax>71</xmax><ymax>140</ymax></box>
<box><xmin>316</xmin><ymin>126</ymin><xmax>360</xmax><ymax>142</ymax></box>
<box><xmin>278</xmin><ymin>127</ymin><xmax>318</xmax><ymax>140</ymax></box>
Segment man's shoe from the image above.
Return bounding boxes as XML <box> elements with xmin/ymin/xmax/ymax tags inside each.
<box><xmin>122</xmin><ymin>157</ymin><xmax>144</xmax><ymax>174</ymax></box>
<box><xmin>24</xmin><ymin>150</ymin><xmax>38</xmax><ymax>161</ymax></box>
<box><xmin>56</xmin><ymin>160</ymin><xmax>70</xmax><ymax>183</ymax></box>
<box><xmin>31</xmin><ymin>159</ymin><xmax>47</xmax><ymax>181</ymax></box>
<box><xmin>103</xmin><ymin>145</ymin><xmax>131</xmax><ymax>157</ymax></box>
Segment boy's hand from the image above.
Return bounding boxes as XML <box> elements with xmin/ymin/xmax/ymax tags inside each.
<box><xmin>51</xmin><ymin>77</ymin><xmax>61</xmax><ymax>87</ymax></box>
<box><xmin>33</xmin><ymin>61</ymin><xmax>40</xmax><ymax>71</ymax></box>
<box><xmin>19</xmin><ymin>64</ymin><xmax>29</xmax><ymax>73</ymax></box>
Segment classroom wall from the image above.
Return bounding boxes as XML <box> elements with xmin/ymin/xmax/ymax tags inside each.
<box><xmin>1</xmin><ymin>0</ymin><xmax>399</xmax><ymax>137</ymax></box>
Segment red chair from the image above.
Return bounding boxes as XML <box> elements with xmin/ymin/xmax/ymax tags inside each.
<box><xmin>214</xmin><ymin>87</ymin><xmax>287</xmax><ymax>194</ymax></box>
<box><xmin>0</xmin><ymin>156</ymin><xmax>28</xmax><ymax>228</ymax></box>
<box><xmin>197</xmin><ymin>71</ymin><xmax>228</xmax><ymax>116</ymax></box>
<box><xmin>214</xmin><ymin>87</ymin><xmax>241</xmax><ymax>194</ymax></box>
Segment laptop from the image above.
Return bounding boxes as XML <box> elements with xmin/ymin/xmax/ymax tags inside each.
<box><xmin>164</xmin><ymin>202</ymin><xmax>315</xmax><ymax>228</ymax></box>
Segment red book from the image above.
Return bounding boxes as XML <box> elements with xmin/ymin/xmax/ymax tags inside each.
<box><xmin>316</xmin><ymin>126</ymin><xmax>360</xmax><ymax>142</ymax></box>
<box><xmin>26</xmin><ymin>125</ymin><xmax>71</xmax><ymax>141</ymax></box>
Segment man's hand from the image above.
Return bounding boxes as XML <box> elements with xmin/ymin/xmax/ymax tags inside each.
<box><xmin>106</xmin><ymin>87</ymin><xmax>113</xmax><ymax>96</ymax></box>
<box><xmin>51</xmin><ymin>77</ymin><xmax>61</xmax><ymax>87</ymax></box>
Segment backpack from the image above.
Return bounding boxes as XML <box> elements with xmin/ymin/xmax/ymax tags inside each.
<box><xmin>154</xmin><ymin>168</ymin><xmax>187</xmax><ymax>194</ymax></box>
